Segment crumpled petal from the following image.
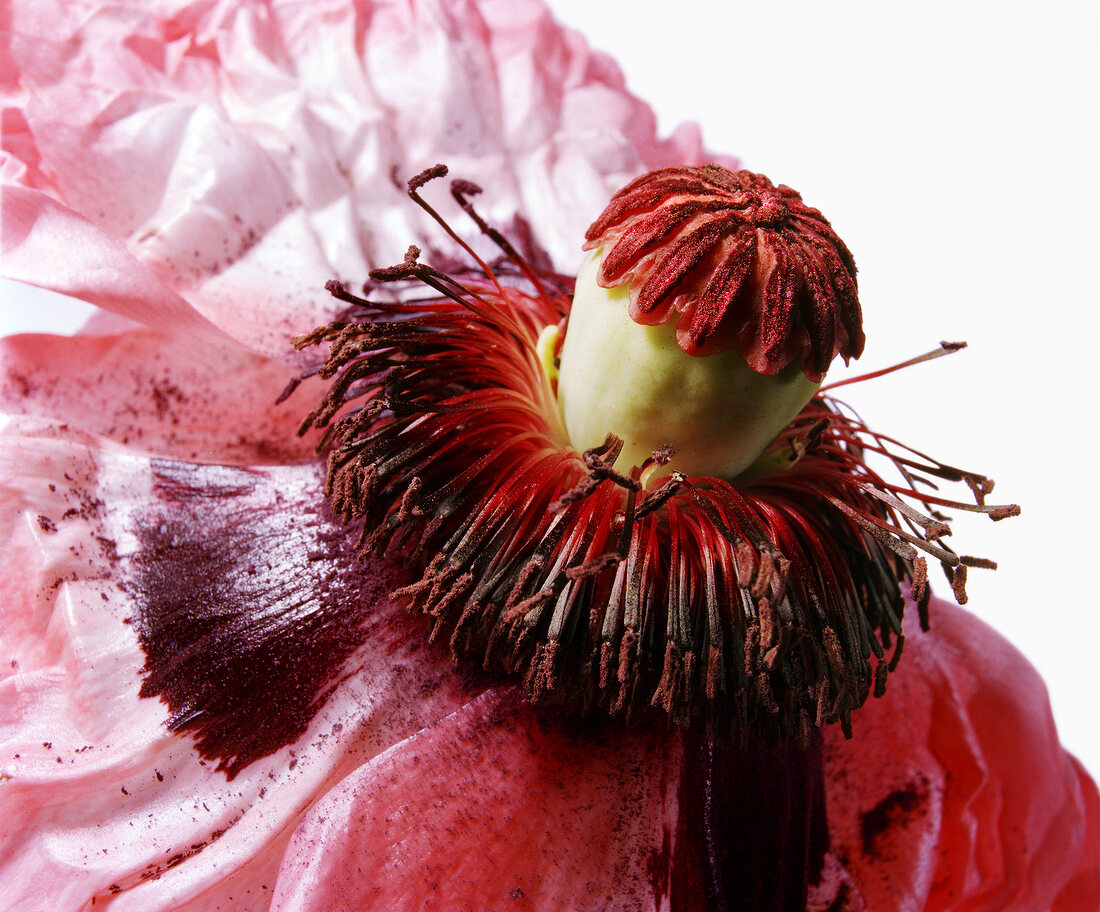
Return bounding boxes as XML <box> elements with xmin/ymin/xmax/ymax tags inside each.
<box><xmin>0</xmin><ymin>421</ymin><xmax>483</xmax><ymax>911</ymax></box>
<box><xmin>823</xmin><ymin>601</ymin><xmax>1100</xmax><ymax>911</ymax></box>
<box><xmin>2</xmin><ymin>0</ymin><xmax>730</xmax><ymax>360</ymax></box>
<box><xmin>1</xmin><ymin>0</ymin><xmax>1095</xmax><ymax>909</ymax></box>
<box><xmin>0</xmin><ymin>187</ymin><xmax>228</xmax><ymax>344</ymax></box>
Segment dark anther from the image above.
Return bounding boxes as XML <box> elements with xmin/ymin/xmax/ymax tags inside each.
<box><xmin>549</xmin><ymin>478</ymin><xmax>602</xmax><ymax>513</ymax></box>
<box><xmin>451</xmin><ymin>178</ymin><xmax>484</xmax><ymax>202</ymax></box>
<box><xmin>408</xmin><ymin>164</ymin><xmax>449</xmax><ymax>193</ymax></box>
<box><xmin>449</xmin><ymin>177</ymin><xmax>555</xmax><ymax>302</ymax></box>
<box><xmin>911</xmin><ymin>556</ymin><xmax>929</xmax><ymax>604</ymax></box>
<box><xmin>449</xmin><ymin>180</ymin><xmax>493</xmax><ymax>238</ymax></box>
<box><xmin>950</xmin><ymin>564</ymin><xmax>968</xmax><ymax>604</ymax></box>
<box><xmin>635</xmin><ymin>473</ymin><xmax>687</xmax><ymax>520</ymax></box>
<box><xmin>965</xmin><ymin>474</ymin><xmax>995</xmax><ymax>505</ymax></box>
<box><xmin>551</xmin><ymin>439</ymin><xmax>642</xmax><ymax>512</ymax></box>
<box><xmin>369</xmin><ymin>246</ymin><xmax>422</xmax><ymax>282</ymax></box>
<box><xmin>650</xmin><ymin>445</ymin><xmax>675</xmax><ymax>467</ymax></box>
<box><xmin>581</xmin><ymin>448</ymin><xmax>641</xmax><ymax>492</ymax></box>
<box><xmin>396</xmin><ymin>477</ymin><xmax>424</xmax><ymax>524</ymax></box>
<box><xmin>960</xmin><ymin>555</ymin><xmax>998</xmax><ymax>570</ymax></box>
<box><xmin>565</xmin><ymin>553</ymin><xmax>622</xmax><ymax>581</ymax></box>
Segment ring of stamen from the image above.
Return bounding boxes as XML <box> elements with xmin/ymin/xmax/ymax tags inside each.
<box><xmin>295</xmin><ymin>166</ymin><xmax>1017</xmax><ymax>744</ymax></box>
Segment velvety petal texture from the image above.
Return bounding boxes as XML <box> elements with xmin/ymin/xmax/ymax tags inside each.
<box><xmin>268</xmin><ymin>598</ymin><xmax>1099</xmax><ymax>912</ymax></box>
<box><xmin>270</xmin><ymin>688</ymin><xmax>686</xmax><ymax>912</ymax></box>
<box><xmin>1</xmin><ymin>0</ymin><xmax>727</xmax><ymax>360</ymax></box>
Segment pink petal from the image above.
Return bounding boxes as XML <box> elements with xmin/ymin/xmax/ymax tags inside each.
<box><xmin>2</xmin><ymin>415</ymin><xmax>1095</xmax><ymax>910</ymax></box>
<box><xmin>271</xmin><ymin>687</ymin><xmax>687</xmax><ymax>912</ymax></box>
<box><xmin>0</xmin><ymin>423</ymin><xmax>481</xmax><ymax>911</ymax></box>
<box><xmin>3</xmin><ymin>0</ymin><xmax>731</xmax><ymax>358</ymax></box>
<box><xmin>269</xmin><ymin>595</ymin><xmax>1098</xmax><ymax>911</ymax></box>
<box><xmin>821</xmin><ymin>599</ymin><xmax>1099</xmax><ymax>911</ymax></box>
<box><xmin>4</xmin><ymin>3</ymin><xmax>1092</xmax><ymax>910</ymax></box>
<box><xmin>0</xmin><ymin>325</ymin><xmax>323</xmax><ymax>465</ymax></box>
<box><xmin>1</xmin><ymin>187</ymin><xmax>226</xmax><ymax>341</ymax></box>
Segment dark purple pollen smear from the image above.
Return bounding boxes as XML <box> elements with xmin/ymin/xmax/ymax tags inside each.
<box><xmin>128</xmin><ymin>460</ymin><xmax>403</xmax><ymax>780</ymax></box>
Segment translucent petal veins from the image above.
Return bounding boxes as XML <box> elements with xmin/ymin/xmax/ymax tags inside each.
<box><xmin>584</xmin><ymin>164</ymin><xmax>864</xmax><ymax>381</ymax></box>
<box><xmin>297</xmin><ymin>169</ymin><xmax>1017</xmax><ymax>743</ymax></box>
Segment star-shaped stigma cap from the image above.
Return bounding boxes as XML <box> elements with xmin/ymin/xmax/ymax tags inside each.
<box><xmin>584</xmin><ymin>164</ymin><xmax>865</xmax><ymax>381</ymax></box>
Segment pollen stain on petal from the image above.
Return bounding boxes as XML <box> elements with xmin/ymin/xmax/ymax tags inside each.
<box><xmin>127</xmin><ymin>460</ymin><xmax>427</xmax><ymax>779</ymax></box>
<box><xmin>860</xmin><ymin>781</ymin><xmax>928</xmax><ymax>858</ymax></box>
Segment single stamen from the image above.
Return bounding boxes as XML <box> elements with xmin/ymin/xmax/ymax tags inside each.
<box><xmin>820</xmin><ymin>341</ymin><xmax>968</xmax><ymax>391</ymax></box>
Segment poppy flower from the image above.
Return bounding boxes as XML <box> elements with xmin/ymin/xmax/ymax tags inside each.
<box><xmin>1</xmin><ymin>2</ymin><xmax>1096</xmax><ymax>912</ymax></box>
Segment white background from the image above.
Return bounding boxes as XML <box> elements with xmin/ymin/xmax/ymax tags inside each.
<box><xmin>543</xmin><ymin>0</ymin><xmax>1098</xmax><ymax>774</ymax></box>
<box><xmin>2</xmin><ymin>0</ymin><xmax>1096</xmax><ymax>776</ymax></box>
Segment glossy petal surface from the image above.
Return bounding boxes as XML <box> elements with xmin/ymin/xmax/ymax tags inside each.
<box><xmin>823</xmin><ymin>601</ymin><xmax>1099</xmax><ymax>911</ymax></box>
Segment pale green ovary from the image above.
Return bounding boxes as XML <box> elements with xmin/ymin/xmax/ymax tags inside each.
<box><xmin>555</xmin><ymin>251</ymin><xmax>819</xmax><ymax>479</ymax></box>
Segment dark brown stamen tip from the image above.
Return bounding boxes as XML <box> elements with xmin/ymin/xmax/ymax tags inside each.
<box><xmin>821</xmin><ymin>340</ymin><xmax>968</xmax><ymax>392</ymax></box>
<box><xmin>635</xmin><ymin>472</ymin><xmax>686</xmax><ymax>521</ymax></box>
<box><xmin>408</xmin><ymin>163</ymin><xmax>449</xmax><ymax>193</ymax></box>
<box><xmin>369</xmin><ymin>245</ymin><xmax>422</xmax><ymax>281</ymax></box>
<box><xmin>960</xmin><ymin>555</ymin><xmax>998</xmax><ymax>570</ymax></box>
<box><xmin>951</xmin><ymin>564</ymin><xmax>969</xmax><ymax>604</ymax></box>
<box><xmin>565</xmin><ymin>553</ymin><xmax>621</xmax><ymax>580</ymax></box>
<box><xmin>643</xmin><ymin>444</ymin><xmax>676</xmax><ymax>473</ymax></box>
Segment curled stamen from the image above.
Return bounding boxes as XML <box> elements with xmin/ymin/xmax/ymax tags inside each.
<box><xmin>636</xmin><ymin>472</ymin><xmax>687</xmax><ymax>520</ymax></box>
